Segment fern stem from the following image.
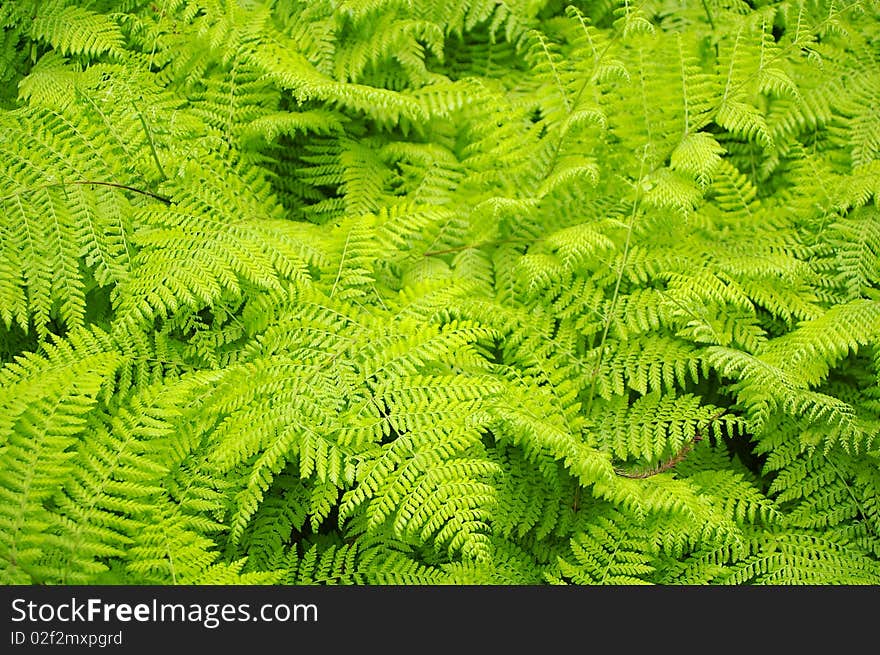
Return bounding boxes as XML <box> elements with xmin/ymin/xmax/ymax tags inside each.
<box><xmin>822</xmin><ymin>453</ymin><xmax>878</xmax><ymax>540</ymax></box>
<box><xmin>74</xmin><ymin>180</ymin><xmax>171</xmax><ymax>203</ymax></box>
<box><xmin>132</xmin><ymin>99</ymin><xmax>167</xmax><ymax>179</ymax></box>
<box><xmin>162</xmin><ymin>526</ymin><xmax>177</xmax><ymax>585</ymax></box>
<box><xmin>585</xmin><ymin>154</ymin><xmax>647</xmax><ymax>415</ymax></box>
<box><xmin>700</xmin><ymin>0</ymin><xmax>715</xmax><ymax>31</ymax></box>
<box><xmin>614</xmin><ymin>445</ymin><xmax>694</xmax><ymax>478</ymax></box>
<box><xmin>599</xmin><ymin>538</ymin><xmax>622</xmax><ymax>584</ymax></box>
<box><xmin>613</xmin><ymin>409</ymin><xmax>726</xmax><ymax>479</ymax></box>
<box><xmin>147</xmin><ymin>0</ymin><xmax>167</xmax><ymax>71</ymax></box>
<box><xmin>423</xmin><ymin>238</ymin><xmax>541</xmax><ymax>257</ymax></box>
<box><xmin>678</xmin><ymin>35</ymin><xmax>690</xmax><ymax>135</ymax></box>
<box><xmin>330</xmin><ymin>228</ymin><xmax>353</xmax><ymax>298</ymax></box>
<box><xmin>574</xmin><ymin>152</ymin><xmax>647</xmax><ymax>511</ymax></box>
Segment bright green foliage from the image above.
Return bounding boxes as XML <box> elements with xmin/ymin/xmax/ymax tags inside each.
<box><xmin>1</xmin><ymin>0</ymin><xmax>879</xmax><ymax>585</ymax></box>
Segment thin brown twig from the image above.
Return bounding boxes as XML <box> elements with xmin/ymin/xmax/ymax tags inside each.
<box><xmin>613</xmin><ymin>408</ymin><xmax>728</xmax><ymax>479</ymax></box>
<box><xmin>72</xmin><ymin>180</ymin><xmax>172</xmax><ymax>204</ymax></box>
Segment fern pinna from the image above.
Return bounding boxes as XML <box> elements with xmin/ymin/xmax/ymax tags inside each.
<box><xmin>1</xmin><ymin>0</ymin><xmax>879</xmax><ymax>585</ymax></box>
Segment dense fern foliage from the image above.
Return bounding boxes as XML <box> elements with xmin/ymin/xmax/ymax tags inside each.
<box><xmin>1</xmin><ymin>0</ymin><xmax>879</xmax><ymax>585</ymax></box>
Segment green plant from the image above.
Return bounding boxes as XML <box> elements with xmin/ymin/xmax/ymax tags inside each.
<box><xmin>1</xmin><ymin>0</ymin><xmax>878</xmax><ymax>585</ymax></box>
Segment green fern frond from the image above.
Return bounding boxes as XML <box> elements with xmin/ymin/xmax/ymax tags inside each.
<box><xmin>14</xmin><ymin>0</ymin><xmax>125</xmax><ymax>59</ymax></box>
<box><xmin>0</xmin><ymin>327</ymin><xmax>122</xmax><ymax>582</ymax></box>
<box><xmin>717</xmin><ymin>529</ymin><xmax>880</xmax><ymax>585</ymax></box>
<box><xmin>117</xmin><ymin>158</ymin><xmax>324</xmax><ymax>326</ymax></box>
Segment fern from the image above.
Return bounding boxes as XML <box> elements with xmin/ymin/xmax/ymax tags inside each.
<box><xmin>2</xmin><ymin>0</ymin><xmax>879</xmax><ymax>586</ymax></box>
